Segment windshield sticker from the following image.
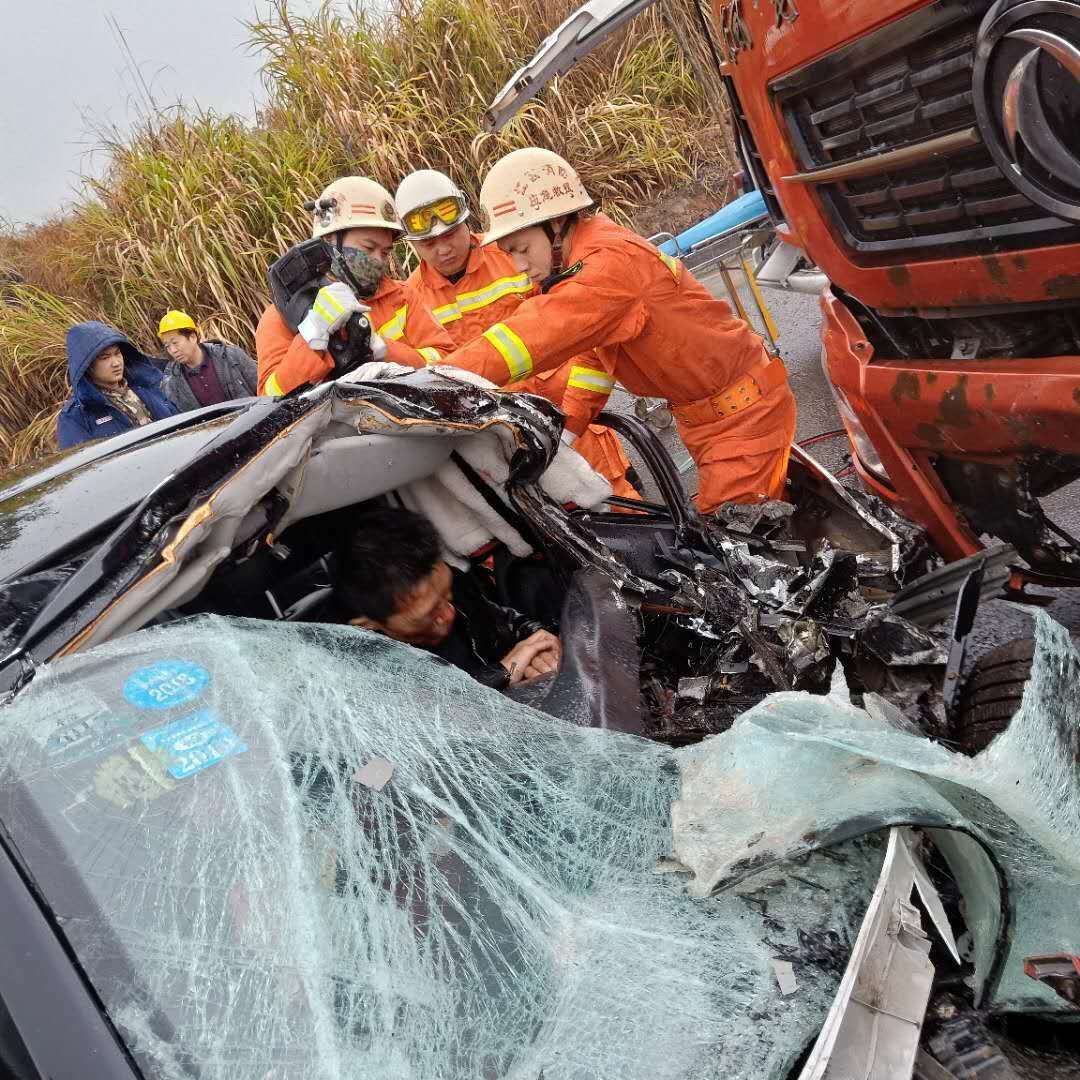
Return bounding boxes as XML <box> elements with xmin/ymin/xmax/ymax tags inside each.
<box><xmin>95</xmin><ymin>745</ymin><xmax>176</xmax><ymax>809</ymax></box>
<box><xmin>124</xmin><ymin>660</ymin><xmax>210</xmax><ymax>710</ymax></box>
<box><xmin>29</xmin><ymin>685</ymin><xmax>124</xmax><ymax>762</ymax></box>
<box><xmin>46</xmin><ymin>708</ymin><xmax>139</xmax><ymax>765</ymax></box>
<box><xmin>139</xmin><ymin>710</ymin><xmax>248</xmax><ymax>780</ymax></box>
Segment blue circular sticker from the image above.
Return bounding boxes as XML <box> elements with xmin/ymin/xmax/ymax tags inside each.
<box><xmin>124</xmin><ymin>660</ymin><xmax>210</xmax><ymax>710</ymax></box>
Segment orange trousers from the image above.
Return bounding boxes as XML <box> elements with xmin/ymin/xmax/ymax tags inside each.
<box><xmin>676</xmin><ymin>378</ymin><xmax>797</xmax><ymax>514</ymax></box>
<box><xmin>573</xmin><ymin>424</ymin><xmax>641</xmax><ymax>502</ymax></box>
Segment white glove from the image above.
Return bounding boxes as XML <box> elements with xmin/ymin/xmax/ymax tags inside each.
<box><xmin>369</xmin><ymin>327</ymin><xmax>387</xmax><ymax>362</ymax></box>
<box><xmin>297</xmin><ymin>282</ymin><xmax>362</xmax><ymax>351</ymax></box>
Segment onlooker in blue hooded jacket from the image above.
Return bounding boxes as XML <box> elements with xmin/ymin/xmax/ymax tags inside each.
<box><xmin>56</xmin><ymin>322</ymin><xmax>178</xmax><ymax>449</ymax></box>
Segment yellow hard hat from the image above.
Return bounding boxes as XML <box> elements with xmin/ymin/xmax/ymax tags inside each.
<box><xmin>307</xmin><ymin>176</ymin><xmax>403</xmax><ymax>239</ymax></box>
<box><xmin>158</xmin><ymin>309</ymin><xmax>199</xmax><ymax>337</ymax></box>
<box><xmin>478</xmin><ymin>148</ymin><xmax>593</xmax><ymax>246</ymax></box>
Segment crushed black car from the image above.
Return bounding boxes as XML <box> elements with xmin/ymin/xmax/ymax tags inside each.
<box><xmin>0</xmin><ymin>366</ymin><xmax>961</xmax><ymax>726</ymax></box>
<box><xmin>0</xmin><ymin>369</ymin><xmax>1077</xmax><ymax>1080</ymax></box>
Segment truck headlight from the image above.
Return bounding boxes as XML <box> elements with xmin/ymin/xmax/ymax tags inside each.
<box><xmin>828</xmin><ymin>381</ymin><xmax>892</xmax><ymax>486</ymax></box>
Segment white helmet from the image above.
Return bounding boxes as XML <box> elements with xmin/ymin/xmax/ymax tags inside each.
<box><xmin>395</xmin><ymin>169</ymin><xmax>470</xmax><ymax>239</ymax></box>
<box><xmin>478</xmin><ymin>147</ymin><xmax>593</xmax><ymax>246</ymax></box>
<box><xmin>307</xmin><ymin>176</ymin><xmax>403</xmax><ymax>240</ymax></box>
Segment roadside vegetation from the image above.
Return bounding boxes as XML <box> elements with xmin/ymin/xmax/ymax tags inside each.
<box><xmin>0</xmin><ymin>0</ymin><xmax>731</xmax><ymax>467</ymax></box>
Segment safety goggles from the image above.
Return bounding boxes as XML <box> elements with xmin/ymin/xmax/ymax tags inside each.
<box><xmin>402</xmin><ymin>197</ymin><xmax>466</xmax><ymax>238</ymax></box>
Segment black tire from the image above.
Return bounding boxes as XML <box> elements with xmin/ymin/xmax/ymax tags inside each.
<box><xmin>953</xmin><ymin>638</ymin><xmax>1036</xmax><ymax>755</ymax></box>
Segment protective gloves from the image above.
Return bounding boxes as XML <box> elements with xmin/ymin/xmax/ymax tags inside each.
<box><xmin>368</xmin><ymin>326</ymin><xmax>388</xmax><ymax>362</ymax></box>
<box><xmin>297</xmin><ymin>282</ymin><xmax>362</xmax><ymax>351</ymax></box>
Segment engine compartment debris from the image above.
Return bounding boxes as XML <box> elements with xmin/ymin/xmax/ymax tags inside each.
<box><xmin>637</xmin><ymin>486</ymin><xmax>947</xmax><ymax>744</ymax></box>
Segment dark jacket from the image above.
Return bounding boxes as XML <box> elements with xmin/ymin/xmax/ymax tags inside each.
<box><xmin>429</xmin><ymin>569</ymin><xmax>545</xmax><ymax>689</ymax></box>
<box><xmin>160</xmin><ymin>340</ymin><xmax>258</xmax><ymax>412</ymax></box>
<box><xmin>56</xmin><ymin>322</ymin><xmax>178</xmax><ymax>450</ymax></box>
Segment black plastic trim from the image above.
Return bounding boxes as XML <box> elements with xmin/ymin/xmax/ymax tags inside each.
<box><xmin>0</xmin><ymin>829</ymin><xmax>142</xmax><ymax>1079</ymax></box>
<box><xmin>724</xmin><ymin>75</ymin><xmax>785</xmax><ymax>222</ymax></box>
<box><xmin>818</xmin><ymin>201</ymin><xmax>1075</xmax><ymax>254</ymax></box>
<box><xmin>596</xmin><ymin>410</ymin><xmax>701</xmax><ymax>540</ymax></box>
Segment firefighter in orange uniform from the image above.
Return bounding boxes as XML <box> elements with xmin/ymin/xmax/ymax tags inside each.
<box><xmin>443</xmin><ymin>149</ymin><xmax>797</xmax><ymax>513</ymax></box>
<box><xmin>395</xmin><ymin>169</ymin><xmax>641</xmax><ymax>501</ymax></box>
<box><xmin>256</xmin><ymin>176</ymin><xmax>454</xmax><ymax>396</ymax></box>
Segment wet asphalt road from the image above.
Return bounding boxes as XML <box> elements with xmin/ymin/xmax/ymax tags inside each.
<box><xmin>608</xmin><ymin>275</ymin><xmax>1080</xmax><ymax>661</ymax></box>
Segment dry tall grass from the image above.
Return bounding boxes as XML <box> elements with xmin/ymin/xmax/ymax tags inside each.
<box><xmin>0</xmin><ymin>0</ymin><xmax>731</xmax><ymax>468</ymax></box>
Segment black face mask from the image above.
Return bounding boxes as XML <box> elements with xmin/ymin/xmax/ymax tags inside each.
<box><xmin>335</xmin><ymin>245</ymin><xmax>386</xmax><ymax>298</ymax></box>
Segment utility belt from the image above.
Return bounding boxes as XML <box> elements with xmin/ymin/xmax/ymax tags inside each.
<box><xmin>672</xmin><ymin>355</ymin><xmax>787</xmax><ymax>426</ymax></box>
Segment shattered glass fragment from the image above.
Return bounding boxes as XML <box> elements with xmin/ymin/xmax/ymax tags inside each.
<box><xmin>777</xmin><ymin>619</ymin><xmax>831</xmax><ymax>686</ymax></box>
<box><xmin>671</xmin><ymin>611</ymin><xmax>1080</xmax><ymax>1014</ymax></box>
<box><xmin>677</xmin><ymin>675</ymin><xmax>710</xmax><ymax>701</ymax></box>
<box><xmin>771</xmin><ymin>959</ymin><xmax>798</xmax><ymax>995</ymax></box>
<box><xmin>861</xmin><ymin>608</ymin><xmax>948</xmax><ymax>667</ymax></box>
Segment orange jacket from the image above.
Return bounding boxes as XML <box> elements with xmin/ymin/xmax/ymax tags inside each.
<box><xmin>444</xmin><ymin>214</ymin><xmax>767</xmax><ymax>404</ymax></box>
<box><xmin>256</xmin><ymin>275</ymin><xmax>454</xmax><ymax>396</ymax></box>
<box><xmin>403</xmin><ymin>236</ymin><xmax>532</xmax><ymax>346</ymax></box>
<box><xmin>403</xmin><ymin>236</ymin><xmax>614</xmax><ymax>437</ymax></box>
<box><xmin>444</xmin><ymin>214</ymin><xmax>796</xmax><ymax>508</ymax></box>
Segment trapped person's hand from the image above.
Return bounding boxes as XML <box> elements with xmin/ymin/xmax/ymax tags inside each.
<box><xmin>501</xmin><ymin>630</ymin><xmax>561</xmax><ymax>684</ymax></box>
<box><xmin>297</xmin><ymin>283</ymin><xmax>362</xmax><ymax>351</ymax></box>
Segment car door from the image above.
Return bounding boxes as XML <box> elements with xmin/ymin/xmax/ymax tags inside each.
<box><xmin>485</xmin><ymin>0</ymin><xmax>663</xmax><ymax>131</ymax></box>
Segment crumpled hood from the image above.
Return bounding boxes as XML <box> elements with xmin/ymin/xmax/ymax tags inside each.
<box><xmin>65</xmin><ymin>321</ymin><xmax>162</xmax><ymax>406</ymax></box>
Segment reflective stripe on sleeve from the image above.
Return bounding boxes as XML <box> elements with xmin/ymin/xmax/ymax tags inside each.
<box><xmin>432</xmin><ymin>301</ymin><xmax>460</xmax><ymax>325</ymax></box>
<box><xmin>433</xmin><ymin>273</ymin><xmax>532</xmax><ymax>324</ymax></box>
<box><xmin>566</xmin><ymin>365</ymin><xmax>616</xmax><ymax>394</ymax></box>
<box><xmin>263</xmin><ymin>371</ymin><xmax>285</xmax><ymax>397</ymax></box>
<box><xmin>658</xmin><ymin>251</ymin><xmax>680</xmax><ymax>279</ymax></box>
<box><xmin>418</xmin><ymin>347</ymin><xmax>442</xmax><ymax>366</ymax></box>
<box><xmin>482</xmin><ymin>322</ymin><xmax>533</xmax><ymax>381</ymax></box>
<box><xmin>312</xmin><ymin>288</ymin><xmax>347</xmax><ymax>325</ymax></box>
<box><xmin>377</xmin><ymin>305</ymin><xmax>408</xmax><ymax>341</ymax></box>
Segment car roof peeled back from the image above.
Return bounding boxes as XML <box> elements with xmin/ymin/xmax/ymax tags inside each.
<box><xmin>0</xmin><ymin>371</ymin><xmax>579</xmax><ymax>693</ymax></box>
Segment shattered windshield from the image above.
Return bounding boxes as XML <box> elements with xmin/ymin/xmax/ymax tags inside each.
<box><xmin>2</xmin><ymin>612</ymin><xmax>1078</xmax><ymax>1078</ymax></box>
<box><xmin>670</xmin><ymin>610</ymin><xmax>1080</xmax><ymax>1016</ymax></box>
<box><xmin>0</xmin><ymin>615</ymin><xmax>875</xmax><ymax>1080</ymax></box>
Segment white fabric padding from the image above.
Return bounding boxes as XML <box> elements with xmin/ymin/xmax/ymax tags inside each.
<box><xmin>397</xmin><ymin>429</ymin><xmax>611</xmax><ymax>561</ymax></box>
<box><xmin>337</xmin><ymin>360</ymin><xmax>416</xmax><ymax>385</ymax></box>
<box><xmin>339</xmin><ymin>363</ymin><xmax>612</xmax><ymax>560</ymax></box>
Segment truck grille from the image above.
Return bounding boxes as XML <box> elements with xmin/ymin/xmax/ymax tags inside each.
<box><xmin>772</xmin><ymin>0</ymin><xmax>1080</xmax><ymax>254</ymax></box>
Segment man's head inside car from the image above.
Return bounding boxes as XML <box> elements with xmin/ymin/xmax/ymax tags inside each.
<box><xmin>341</xmin><ymin>509</ymin><xmax>456</xmax><ymax>647</ymax></box>
<box><xmin>338</xmin><ymin>508</ymin><xmax>561</xmax><ymax>688</ymax></box>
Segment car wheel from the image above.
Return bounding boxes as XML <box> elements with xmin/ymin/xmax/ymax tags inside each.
<box><xmin>953</xmin><ymin>637</ymin><xmax>1038</xmax><ymax>755</ymax></box>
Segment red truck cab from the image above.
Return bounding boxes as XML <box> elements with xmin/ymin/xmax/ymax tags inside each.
<box><xmin>719</xmin><ymin>0</ymin><xmax>1080</xmax><ymax>577</ymax></box>
<box><xmin>486</xmin><ymin>0</ymin><xmax>1080</xmax><ymax>579</ymax></box>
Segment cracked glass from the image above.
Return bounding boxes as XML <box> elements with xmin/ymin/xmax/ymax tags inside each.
<box><xmin>0</xmin><ymin>614</ymin><xmax>875</xmax><ymax>1080</ymax></box>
